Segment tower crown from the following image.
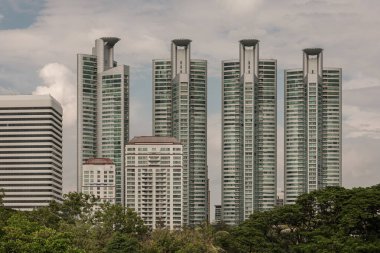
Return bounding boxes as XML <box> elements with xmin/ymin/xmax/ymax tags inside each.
<box><xmin>100</xmin><ymin>37</ymin><xmax>120</xmax><ymax>47</ymax></box>
<box><xmin>172</xmin><ymin>39</ymin><xmax>192</xmax><ymax>46</ymax></box>
<box><xmin>303</xmin><ymin>48</ymin><xmax>323</xmax><ymax>55</ymax></box>
<box><xmin>239</xmin><ymin>39</ymin><xmax>259</xmax><ymax>47</ymax></box>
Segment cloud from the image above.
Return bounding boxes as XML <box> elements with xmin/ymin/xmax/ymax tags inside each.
<box><xmin>343</xmin><ymin>105</ymin><xmax>380</xmax><ymax>139</ymax></box>
<box><xmin>31</xmin><ymin>63</ymin><xmax>77</xmax><ymax>192</ymax></box>
<box><xmin>33</xmin><ymin>63</ymin><xmax>76</xmax><ymax>127</ymax></box>
<box><xmin>0</xmin><ymin>85</ymin><xmax>19</xmax><ymax>95</ymax></box>
<box><xmin>8</xmin><ymin>0</ymin><xmax>43</xmax><ymax>13</ymax></box>
<box><xmin>344</xmin><ymin>76</ymin><xmax>380</xmax><ymax>90</ymax></box>
<box><xmin>343</xmin><ymin>137</ymin><xmax>380</xmax><ymax>188</ymax></box>
<box><xmin>129</xmin><ymin>96</ymin><xmax>151</xmax><ymax>138</ymax></box>
<box><xmin>343</xmin><ymin>77</ymin><xmax>380</xmax><ymax>139</ymax></box>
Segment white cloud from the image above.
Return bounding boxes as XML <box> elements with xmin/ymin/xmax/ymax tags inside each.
<box><xmin>31</xmin><ymin>63</ymin><xmax>77</xmax><ymax>192</ymax></box>
<box><xmin>33</xmin><ymin>63</ymin><xmax>76</xmax><ymax>127</ymax></box>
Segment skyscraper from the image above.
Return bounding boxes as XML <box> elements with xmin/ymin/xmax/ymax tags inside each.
<box><xmin>152</xmin><ymin>39</ymin><xmax>208</xmax><ymax>226</ymax></box>
<box><xmin>221</xmin><ymin>40</ymin><xmax>277</xmax><ymax>225</ymax></box>
<box><xmin>77</xmin><ymin>37</ymin><xmax>129</xmax><ymax>204</ymax></box>
<box><xmin>284</xmin><ymin>49</ymin><xmax>342</xmax><ymax>204</ymax></box>
<box><xmin>0</xmin><ymin>95</ymin><xmax>62</xmax><ymax>210</ymax></box>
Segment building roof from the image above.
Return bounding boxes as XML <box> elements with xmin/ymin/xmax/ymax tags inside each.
<box><xmin>303</xmin><ymin>48</ymin><xmax>323</xmax><ymax>55</ymax></box>
<box><xmin>128</xmin><ymin>136</ymin><xmax>181</xmax><ymax>145</ymax></box>
<box><xmin>84</xmin><ymin>158</ymin><xmax>114</xmax><ymax>165</ymax></box>
<box><xmin>240</xmin><ymin>39</ymin><xmax>259</xmax><ymax>47</ymax></box>
<box><xmin>0</xmin><ymin>95</ymin><xmax>63</xmax><ymax>113</ymax></box>
<box><xmin>172</xmin><ymin>39</ymin><xmax>192</xmax><ymax>46</ymax></box>
<box><xmin>100</xmin><ymin>37</ymin><xmax>120</xmax><ymax>47</ymax></box>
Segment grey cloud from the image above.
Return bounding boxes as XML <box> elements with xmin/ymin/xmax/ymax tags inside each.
<box><xmin>343</xmin><ymin>137</ymin><xmax>380</xmax><ymax>188</ymax></box>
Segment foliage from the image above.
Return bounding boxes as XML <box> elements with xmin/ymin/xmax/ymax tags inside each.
<box><xmin>0</xmin><ymin>185</ymin><xmax>378</xmax><ymax>252</ymax></box>
<box><xmin>0</xmin><ymin>213</ymin><xmax>83</xmax><ymax>253</ymax></box>
<box><xmin>105</xmin><ymin>232</ymin><xmax>140</xmax><ymax>253</ymax></box>
<box><xmin>228</xmin><ymin>185</ymin><xmax>380</xmax><ymax>253</ymax></box>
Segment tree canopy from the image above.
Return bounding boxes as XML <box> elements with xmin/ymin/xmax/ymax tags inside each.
<box><xmin>0</xmin><ymin>185</ymin><xmax>379</xmax><ymax>252</ymax></box>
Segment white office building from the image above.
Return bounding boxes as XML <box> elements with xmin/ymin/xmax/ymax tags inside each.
<box><xmin>221</xmin><ymin>40</ymin><xmax>277</xmax><ymax>225</ymax></box>
<box><xmin>81</xmin><ymin>158</ymin><xmax>115</xmax><ymax>207</ymax></box>
<box><xmin>152</xmin><ymin>39</ymin><xmax>208</xmax><ymax>226</ymax></box>
<box><xmin>125</xmin><ymin>136</ymin><xmax>183</xmax><ymax>230</ymax></box>
<box><xmin>77</xmin><ymin>37</ymin><xmax>129</xmax><ymax>204</ymax></box>
<box><xmin>0</xmin><ymin>95</ymin><xmax>63</xmax><ymax>210</ymax></box>
<box><xmin>284</xmin><ymin>49</ymin><xmax>342</xmax><ymax>204</ymax></box>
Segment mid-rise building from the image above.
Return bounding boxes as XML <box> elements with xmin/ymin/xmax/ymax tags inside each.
<box><xmin>0</xmin><ymin>95</ymin><xmax>62</xmax><ymax>210</ymax></box>
<box><xmin>221</xmin><ymin>40</ymin><xmax>277</xmax><ymax>225</ymax></box>
<box><xmin>284</xmin><ymin>48</ymin><xmax>342</xmax><ymax>204</ymax></box>
<box><xmin>152</xmin><ymin>39</ymin><xmax>208</xmax><ymax>226</ymax></box>
<box><xmin>125</xmin><ymin>136</ymin><xmax>183</xmax><ymax>230</ymax></box>
<box><xmin>77</xmin><ymin>37</ymin><xmax>129</xmax><ymax>204</ymax></box>
<box><xmin>81</xmin><ymin>158</ymin><xmax>115</xmax><ymax>207</ymax></box>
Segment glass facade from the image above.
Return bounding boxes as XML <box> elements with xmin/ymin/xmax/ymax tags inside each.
<box><xmin>78</xmin><ymin>38</ymin><xmax>129</xmax><ymax>204</ymax></box>
<box><xmin>79</xmin><ymin>56</ymin><xmax>97</xmax><ymax>164</ymax></box>
<box><xmin>152</xmin><ymin>40</ymin><xmax>208</xmax><ymax>226</ymax></box>
<box><xmin>284</xmin><ymin>49</ymin><xmax>342</xmax><ymax>204</ymax></box>
<box><xmin>222</xmin><ymin>40</ymin><xmax>277</xmax><ymax>225</ymax></box>
<box><xmin>153</xmin><ymin>60</ymin><xmax>172</xmax><ymax>136</ymax></box>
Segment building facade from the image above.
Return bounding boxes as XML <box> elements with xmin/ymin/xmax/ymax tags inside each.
<box><xmin>0</xmin><ymin>95</ymin><xmax>62</xmax><ymax>210</ymax></box>
<box><xmin>214</xmin><ymin>205</ymin><xmax>222</xmax><ymax>224</ymax></box>
<box><xmin>77</xmin><ymin>37</ymin><xmax>129</xmax><ymax>204</ymax></box>
<box><xmin>276</xmin><ymin>197</ymin><xmax>284</xmax><ymax>207</ymax></box>
<box><xmin>221</xmin><ymin>40</ymin><xmax>277</xmax><ymax>225</ymax></box>
<box><xmin>284</xmin><ymin>49</ymin><xmax>342</xmax><ymax>204</ymax></box>
<box><xmin>152</xmin><ymin>39</ymin><xmax>208</xmax><ymax>226</ymax></box>
<box><xmin>125</xmin><ymin>136</ymin><xmax>183</xmax><ymax>230</ymax></box>
<box><xmin>81</xmin><ymin>158</ymin><xmax>116</xmax><ymax>207</ymax></box>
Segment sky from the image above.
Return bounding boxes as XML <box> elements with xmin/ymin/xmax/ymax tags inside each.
<box><xmin>0</xmin><ymin>0</ymin><xmax>379</xmax><ymax>220</ymax></box>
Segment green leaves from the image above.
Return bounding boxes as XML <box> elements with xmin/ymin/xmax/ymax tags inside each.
<box><xmin>0</xmin><ymin>213</ymin><xmax>83</xmax><ymax>253</ymax></box>
<box><xmin>105</xmin><ymin>232</ymin><xmax>140</xmax><ymax>253</ymax></box>
<box><xmin>228</xmin><ymin>185</ymin><xmax>380</xmax><ymax>253</ymax></box>
<box><xmin>0</xmin><ymin>186</ymin><xmax>379</xmax><ymax>252</ymax></box>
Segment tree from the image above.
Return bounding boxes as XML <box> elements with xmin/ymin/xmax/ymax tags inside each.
<box><xmin>105</xmin><ymin>232</ymin><xmax>140</xmax><ymax>253</ymax></box>
<box><xmin>95</xmin><ymin>203</ymin><xmax>149</xmax><ymax>237</ymax></box>
<box><xmin>0</xmin><ymin>213</ymin><xmax>83</xmax><ymax>253</ymax></box>
<box><xmin>141</xmin><ymin>228</ymin><xmax>181</xmax><ymax>253</ymax></box>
